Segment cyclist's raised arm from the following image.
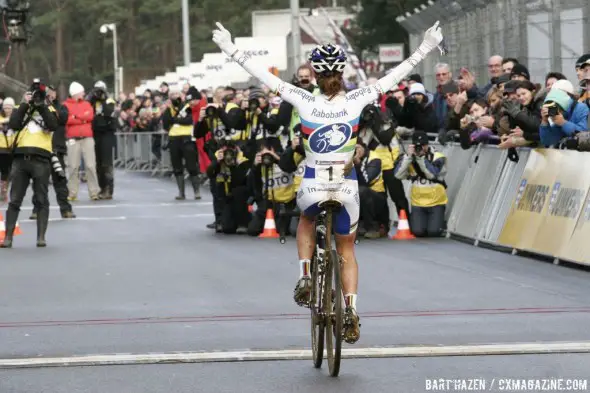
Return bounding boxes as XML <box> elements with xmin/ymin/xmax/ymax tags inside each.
<box><xmin>349</xmin><ymin>22</ymin><xmax>444</xmax><ymax>107</ymax></box>
<box><xmin>212</xmin><ymin>22</ymin><xmax>308</xmax><ymax>107</ymax></box>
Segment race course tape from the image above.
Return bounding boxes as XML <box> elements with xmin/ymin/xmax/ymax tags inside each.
<box><xmin>2</xmin><ymin>341</ymin><xmax>590</xmax><ymax>369</ymax></box>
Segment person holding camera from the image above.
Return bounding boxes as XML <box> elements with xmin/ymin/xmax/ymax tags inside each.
<box><xmin>386</xmin><ymin>82</ymin><xmax>439</xmax><ymax>136</ymax></box>
<box><xmin>248</xmin><ymin>143</ymin><xmax>296</xmax><ymax>236</ymax></box>
<box><xmin>0</xmin><ymin>97</ymin><xmax>15</xmax><ymax>203</ymax></box>
<box><xmin>30</xmin><ymin>85</ymin><xmax>76</xmax><ymax>220</ymax></box>
<box><xmin>539</xmin><ymin>84</ymin><xmax>589</xmax><ymax>147</ymax></box>
<box><xmin>88</xmin><ymin>81</ymin><xmax>117</xmax><ymax>200</ymax></box>
<box><xmin>1</xmin><ymin>79</ymin><xmax>59</xmax><ymax>248</ymax></box>
<box><xmin>353</xmin><ymin>143</ymin><xmax>389</xmax><ymax>239</ymax></box>
<box><xmin>216</xmin><ymin>87</ymin><xmax>247</xmax><ymax>146</ymax></box>
<box><xmin>162</xmin><ymin>86</ymin><xmax>202</xmax><ymax>200</ymax></box>
<box><xmin>393</xmin><ymin>131</ymin><xmax>448</xmax><ymax>238</ymax></box>
<box><xmin>206</xmin><ymin>141</ymin><xmax>250</xmax><ymax>233</ymax></box>
<box><xmin>245</xmin><ymin>88</ymin><xmax>282</xmax><ymax>158</ymax></box>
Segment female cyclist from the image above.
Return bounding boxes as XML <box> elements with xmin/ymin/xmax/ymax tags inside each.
<box><xmin>213</xmin><ymin>21</ymin><xmax>443</xmax><ymax>344</ymax></box>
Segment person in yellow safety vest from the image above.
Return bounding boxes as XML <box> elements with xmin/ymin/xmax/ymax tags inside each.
<box><xmin>0</xmin><ymin>97</ymin><xmax>15</xmax><ymax>202</ymax></box>
<box><xmin>245</xmin><ymin>88</ymin><xmax>283</xmax><ymax>157</ymax></box>
<box><xmin>393</xmin><ymin>131</ymin><xmax>448</xmax><ymax>237</ymax></box>
<box><xmin>277</xmin><ymin>131</ymin><xmax>306</xmax><ymax>236</ymax></box>
<box><xmin>162</xmin><ymin>86</ymin><xmax>202</xmax><ymax>201</ymax></box>
<box><xmin>247</xmin><ymin>144</ymin><xmax>297</xmax><ymax>237</ymax></box>
<box><xmin>358</xmin><ymin>104</ymin><xmax>410</xmax><ymax>217</ymax></box>
<box><xmin>215</xmin><ymin>86</ymin><xmax>248</xmax><ymax>148</ymax></box>
<box><xmin>1</xmin><ymin>80</ymin><xmax>59</xmax><ymax>248</ymax></box>
<box><xmin>276</xmin><ymin>65</ymin><xmax>321</xmax><ymax>141</ymax></box>
<box><xmin>353</xmin><ymin>143</ymin><xmax>390</xmax><ymax>239</ymax></box>
<box><xmin>206</xmin><ymin>142</ymin><xmax>250</xmax><ymax>234</ymax></box>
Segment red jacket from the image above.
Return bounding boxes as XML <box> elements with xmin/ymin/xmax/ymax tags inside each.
<box><xmin>63</xmin><ymin>98</ymin><xmax>94</xmax><ymax>139</ymax></box>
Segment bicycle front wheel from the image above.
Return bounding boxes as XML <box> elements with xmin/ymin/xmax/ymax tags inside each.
<box><xmin>310</xmin><ymin>247</ymin><xmax>325</xmax><ymax>368</ymax></box>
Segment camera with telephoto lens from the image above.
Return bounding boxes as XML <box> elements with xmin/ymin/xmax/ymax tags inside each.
<box><xmin>51</xmin><ymin>154</ymin><xmax>66</xmax><ymax>178</ymax></box>
<box><xmin>261</xmin><ymin>152</ymin><xmax>275</xmax><ymax>167</ymax></box>
<box><xmin>30</xmin><ymin>78</ymin><xmax>47</xmax><ymax>107</ymax></box>
<box><xmin>248</xmin><ymin>98</ymin><xmax>260</xmax><ymax>112</ymax></box>
<box><xmin>205</xmin><ymin>104</ymin><xmax>217</xmax><ymax>117</ymax></box>
<box><xmin>414</xmin><ymin>144</ymin><xmax>424</xmax><ymax>154</ymax></box>
<box><xmin>219</xmin><ymin>138</ymin><xmax>238</xmax><ymax>167</ymax></box>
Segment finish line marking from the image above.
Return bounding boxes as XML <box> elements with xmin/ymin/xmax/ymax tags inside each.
<box><xmin>18</xmin><ymin>202</ymin><xmax>213</xmax><ymax>210</ymax></box>
<box><xmin>18</xmin><ymin>214</ymin><xmax>214</xmax><ymax>223</ymax></box>
<box><xmin>2</xmin><ymin>342</ymin><xmax>590</xmax><ymax>369</ymax></box>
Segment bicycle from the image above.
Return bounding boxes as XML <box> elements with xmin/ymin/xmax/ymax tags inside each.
<box><xmin>309</xmin><ymin>200</ymin><xmax>344</xmax><ymax>377</ymax></box>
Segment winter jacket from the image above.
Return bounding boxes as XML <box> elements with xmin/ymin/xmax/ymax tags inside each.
<box><xmin>539</xmin><ymin>98</ymin><xmax>589</xmax><ymax>147</ymax></box>
<box><xmin>63</xmin><ymin>98</ymin><xmax>94</xmax><ymax>139</ymax></box>
<box><xmin>386</xmin><ymin>93</ymin><xmax>438</xmax><ymax>135</ymax></box>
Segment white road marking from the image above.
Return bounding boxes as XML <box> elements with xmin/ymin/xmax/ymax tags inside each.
<box><xmin>18</xmin><ymin>213</ymin><xmax>214</xmax><ymax>223</ymax></box>
<box><xmin>1</xmin><ymin>341</ymin><xmax>589</xmax><ymax>369</ymax></box>
<box><xmin>17</xmin><ymin>202</ymin><xmax>213</xmax><ymax>210</ymax></box>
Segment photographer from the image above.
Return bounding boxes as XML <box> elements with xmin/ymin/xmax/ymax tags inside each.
<box><xmin>539</xmin><ymin>85</ymin><xmax>589</xmax><ymax>147</ymax></box>
<box><xmin>358</xmin><ymin>104</ymin><xmax>409</xmax><ymax>218</ymax></box>
<box><xmin>245</xmin><ymin>88</ymin><xmax>282</xmax><ymax>158</ymax></box>
<box><xmin>30</xmin><ymin>85</ymin><xmax>75</xmax><ymax>220</ymax></box>
<box><xmin>386</xmin><ymin>82</ymin><xmax>438</xmax><ymax>136</ymax></box>
<box><xmin>162</xmin><ymin>86</ymin><xmax>201</xmax><ymax>200</ymax></box>
<box><xmin>206</xmin><ymin>141</ymin><xmax>250</xmax><ymax>234</ymax></box>
<box><xmin>248</xmin><ymin>143</ymin><xmax>296</xmax><ymax>237</ymax></box>
<box><xmin>0</xmin><ymin>97</ymin><xmax>15</xmax><ymax>203</ymax></box>
<box><xmin>89</xmin><ymin>81</ymin><xmax>117</xmax><ymax>199</ymax></box>
<box><xmin>393</xmin><ymin>131</ymin><xmax>448</xmax><ymax>238</ymax></box>
<box><xmin>216</xmin><ymin>87</ymin><xmax>247</xmax><ymax>147</ymax></box>
<box><xmin>1</xmin><ymin>79</ymin><xmax>58</xmax><ymax>248</ymax></box>
<box><xmin>353</xmin><ymin>143</ymin><xmax>389</xmax><ymax>239</ymax></box>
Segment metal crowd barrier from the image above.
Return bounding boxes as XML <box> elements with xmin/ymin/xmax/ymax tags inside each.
<box><xmin>113</xmin><ymin>131</ymin><xmax>173</xmax><ymax>177</ymax></box>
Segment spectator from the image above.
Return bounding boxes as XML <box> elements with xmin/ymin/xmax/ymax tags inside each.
<box><xmin>432</xmin><ymin>63</ymin><xmax>453</xmax><ymax>133</ymax></box>
<box><xmin>63</xmin><ymin>81</ymin><xmax>100</xmax><ymax>201</ymax></box>
<box><xmin>539</xmin><ymin>85</ymin><xmax>589</xmax><ymax>147</ymax></box>
<box><xmin>458</xmin><ymin>99</ymin><xmax>499</xmax><ymax>149</ymax></box>
<box><xmin>159</xmin><ymin>82</ymin><xmax>170</xmax><ymax>101</ymax></box>
<box><xmin>439</xmin><ymin>81</ymin><xmax>464</xmax><ymax>143</ymax></box>
<box><xmin>405</xmin><ymin>74</ymin><xmax>422</xmax><ymax>86</ymax></box>
<box><xmin>354</xmin><ymin>143</ymin><xmax>389</xmax><ymax>239</ymax></box>
<box><xmin>480</xmin><ymin>55</ymin><xmax>503</xmax><ymax>97</ymax></box>
<box><xmin>545</xmin><ymin>72</ymin><xmax>567</xmax><ymax>90</ymax></box>
<box><xmin>388</xmin><ymin>82</ymin><xmax>438</xmax><ymax>136</ymax></box>
<box><xmin>576</xmin><ymin>55</ymin><xmax>590</xmax><ymax>103</ymax></box>
<box><xmin>457</xmin><ymin>67</ymin><xmax>480</xmax><ymax>99</ymax></box>
<box><xmin>499</xmin><ymin>81</ymin><xmax>540</xmax><ymax>148</ymax></box>
<box><xmin>494</xmin><ymin>73</ymin><xmax>511</xmax><ymax>94</ymax></box>
<box><xmin>502</xmin><ymin>58</ymin><xmax>519</xmax><ymax>74</ymax></box>
<box><xmin>393</xmin><ymin>131</ymin><xmax>448</xmax><ymax>238</ymax></box>
<box><xmin>575</xmin><ymin>54</ymin><xmax>590</xmax><ymax>84</ymax></box>
<box><xmin>0</xmin><ymin>97</ymin><xmax>15</xmax><ymax>202</ymax></box>
<box><xmin>510</xmin><ymin>64</ymin><xmax>530</xmax><ymax>81</ymax></box>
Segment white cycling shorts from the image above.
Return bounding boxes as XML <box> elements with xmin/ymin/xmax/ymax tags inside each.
<box><xmin>296</xmin><ymin>165</ymin><xmax>360</xmax><ymax>235</ymax></box>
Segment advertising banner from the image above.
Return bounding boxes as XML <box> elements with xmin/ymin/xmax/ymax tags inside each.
<box><xmin>378</xmin><ymin>44</ymin><xmax>404</xmax><ymax>63</ymax></box>
<box><xmin>233</xmin><ymin>36</ymin><xmax>287</xmax><ymax>70</ymax></box>
<box><xmin>189</xmin><ymin>62</ymin><xmax>206</xmax><ymax>87</ymax></box>
<box><xmin>497</xmin><ymin>149</ymin><xmax>561</xmax><ymax>250</ymax></box>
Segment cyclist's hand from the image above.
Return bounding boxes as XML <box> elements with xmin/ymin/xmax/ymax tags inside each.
<box><xmin>407</xmin><ymin>144</ymin><xmax>416</xmax><ymax>156</ymax></box>
<box><xmin>422</xmin><ymin>21</ymin><xmax>443</xmax><ymax>51</ymax></box>
<box><xmin>212</xmin><ymin>22</ymin><xmax>235</xmax><ymax>54</ymax></box>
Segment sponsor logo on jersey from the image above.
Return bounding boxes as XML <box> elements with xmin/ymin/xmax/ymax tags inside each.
<box><xmin>346</xmin><ymin>86</ymin><xmax>373</xmax><ymax>101</ymax></box>
<box><xmin>310</xmin><ymin>108</ymin><xmax>349</xmax><ymax>119</ymax></box>
<box><xmin>308</xmin><ymin>123</ymin><xmax>351</xmax><ymax>154</ymax></box>
<box><xmin>287</xmin><ymin>86</ymin><xmax>315</xmax><ymax>103</ymax></box>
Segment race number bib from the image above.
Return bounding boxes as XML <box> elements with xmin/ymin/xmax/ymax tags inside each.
<box><xmin>315</xmin><ymin>163</ymin><xmax>345</xmax><ymax>187</ymax></box>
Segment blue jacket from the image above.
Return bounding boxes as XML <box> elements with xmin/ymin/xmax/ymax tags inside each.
<box><xmin>539</xmin><ymin>100</ymin><xmax>589</xmax><ymax>147</ymax></box>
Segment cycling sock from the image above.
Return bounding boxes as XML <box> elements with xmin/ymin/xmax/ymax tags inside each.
<box><xmin>299</xmin><ymin>259</ymin><xmax>311</xmax><ymax>278</ymax></box>
<box><xmin>344</xmin><ymin>293</ymin><xmax>357</xmax><ymax>310</ymax></box>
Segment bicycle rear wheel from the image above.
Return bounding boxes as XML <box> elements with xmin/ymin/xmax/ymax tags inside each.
<box><xmin>324</xmin><ymin>209</ymin><xmax>343</xmax><ymax>377</ymax></box>
<box><xmin>310</xmin><ymin>243</ymin><xmax>325</xmax><ymax>368</ymax></box>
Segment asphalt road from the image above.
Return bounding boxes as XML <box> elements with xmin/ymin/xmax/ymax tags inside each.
<box><xmin>1</xmin><ymin>170</ymin><xmax>589</xmax><ymax>391</ymax></box>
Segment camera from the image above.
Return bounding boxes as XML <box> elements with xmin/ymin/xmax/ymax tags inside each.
<box><xmin>248</xmin><ymin>98</ymin><xmax>260</xmax><ymax>112</ymax></box>
<box><xmin>29</xmin><ymin>78</ymin><xmax>47</xmax><ymax>107</ymax></box>
<box><xmin>222</xmin><ymin>146</ymin><xmax>238</xmax><ymax>167</ymax></box>
<box><xmin>464</xmin><ymin>114</ymin><xmax>479</xmax><ymax>124</ymax></box>
<box><xmin>261</xmin><ymin>152</ymin><xmax>275</xmax><ymax>167</ymax></box>
<box><xmin>415</xmin><ymin>144</ymin><xmax>424</xmax><ymax>154</ymax></box>
<box><xmin>205</xmin><ymin>105</ymin><xmax>217</xmax><ymax>117</ymax></box>
<box><xmin>51</xmin><ymin>154</ymin><xmax>66</xmax><ymax>178</ymax></box>
<box><xmin>546</xmin><ymin>103</ymin><xmax>559</xmax><ymax>117</ymax></box>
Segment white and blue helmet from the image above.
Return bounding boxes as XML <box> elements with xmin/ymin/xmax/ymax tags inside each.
<box><xmin>308</xmin><ymin>44</ymin><xmax>347</xmax><ymax>74</ymax></box>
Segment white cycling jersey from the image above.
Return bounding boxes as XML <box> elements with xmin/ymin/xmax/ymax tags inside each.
<box><xmin>226</xmin><ymin>42</ymin><xmax>433</xmax><ymax>233</ymax></box>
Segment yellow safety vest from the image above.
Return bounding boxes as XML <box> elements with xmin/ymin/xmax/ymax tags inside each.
<box><xmin>247</xmin><ymin>107</ymin><xmax>279</xmax><ymax>140</ymax></box>
<box><xmin>408</xmin><ymin>151</ymin><xmax>448</xmax><ymax>208</ymax></box>
<box><xmin>359</xmin><ymin>127</ymin><xmax>400</xmax><ymax>171</ymax></box>
<box><xmin>261</xmin><ymin>163</ymin><xmax>296</xmax><ymax>203</ymax></box>
<box><xmin>366</xmin><ymin>151</ymin><xmax>385</xmax><ymax>193</ymax></box>
<box><xmin>168</xmin><ymin>103</ymin><xmax>193</xmax><ymax>137</ymax></box>
<box><xmin>223</xmin><ymin>102</ymin><xmax>249</xmax><ymax>141</ymax></box>
<box><xmin>0</xmin><ymin>115</ymin><xmax>14</xmax><ymax>151</ymax></box>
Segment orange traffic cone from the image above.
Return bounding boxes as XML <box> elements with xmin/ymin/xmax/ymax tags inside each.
<box><xmin>0</xmin><ymin>212</ymin><xmax>22</xmax><ymax>241</ymax></box>
<box><xmin>391</xmin><ymin>209</ymin><xmax>415</xmax><ymax>240</ymax></box>
<box><xmin>259</xmin><ymin>208</ymin><xmax>279</xmax><ymax>238</ymax></box>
